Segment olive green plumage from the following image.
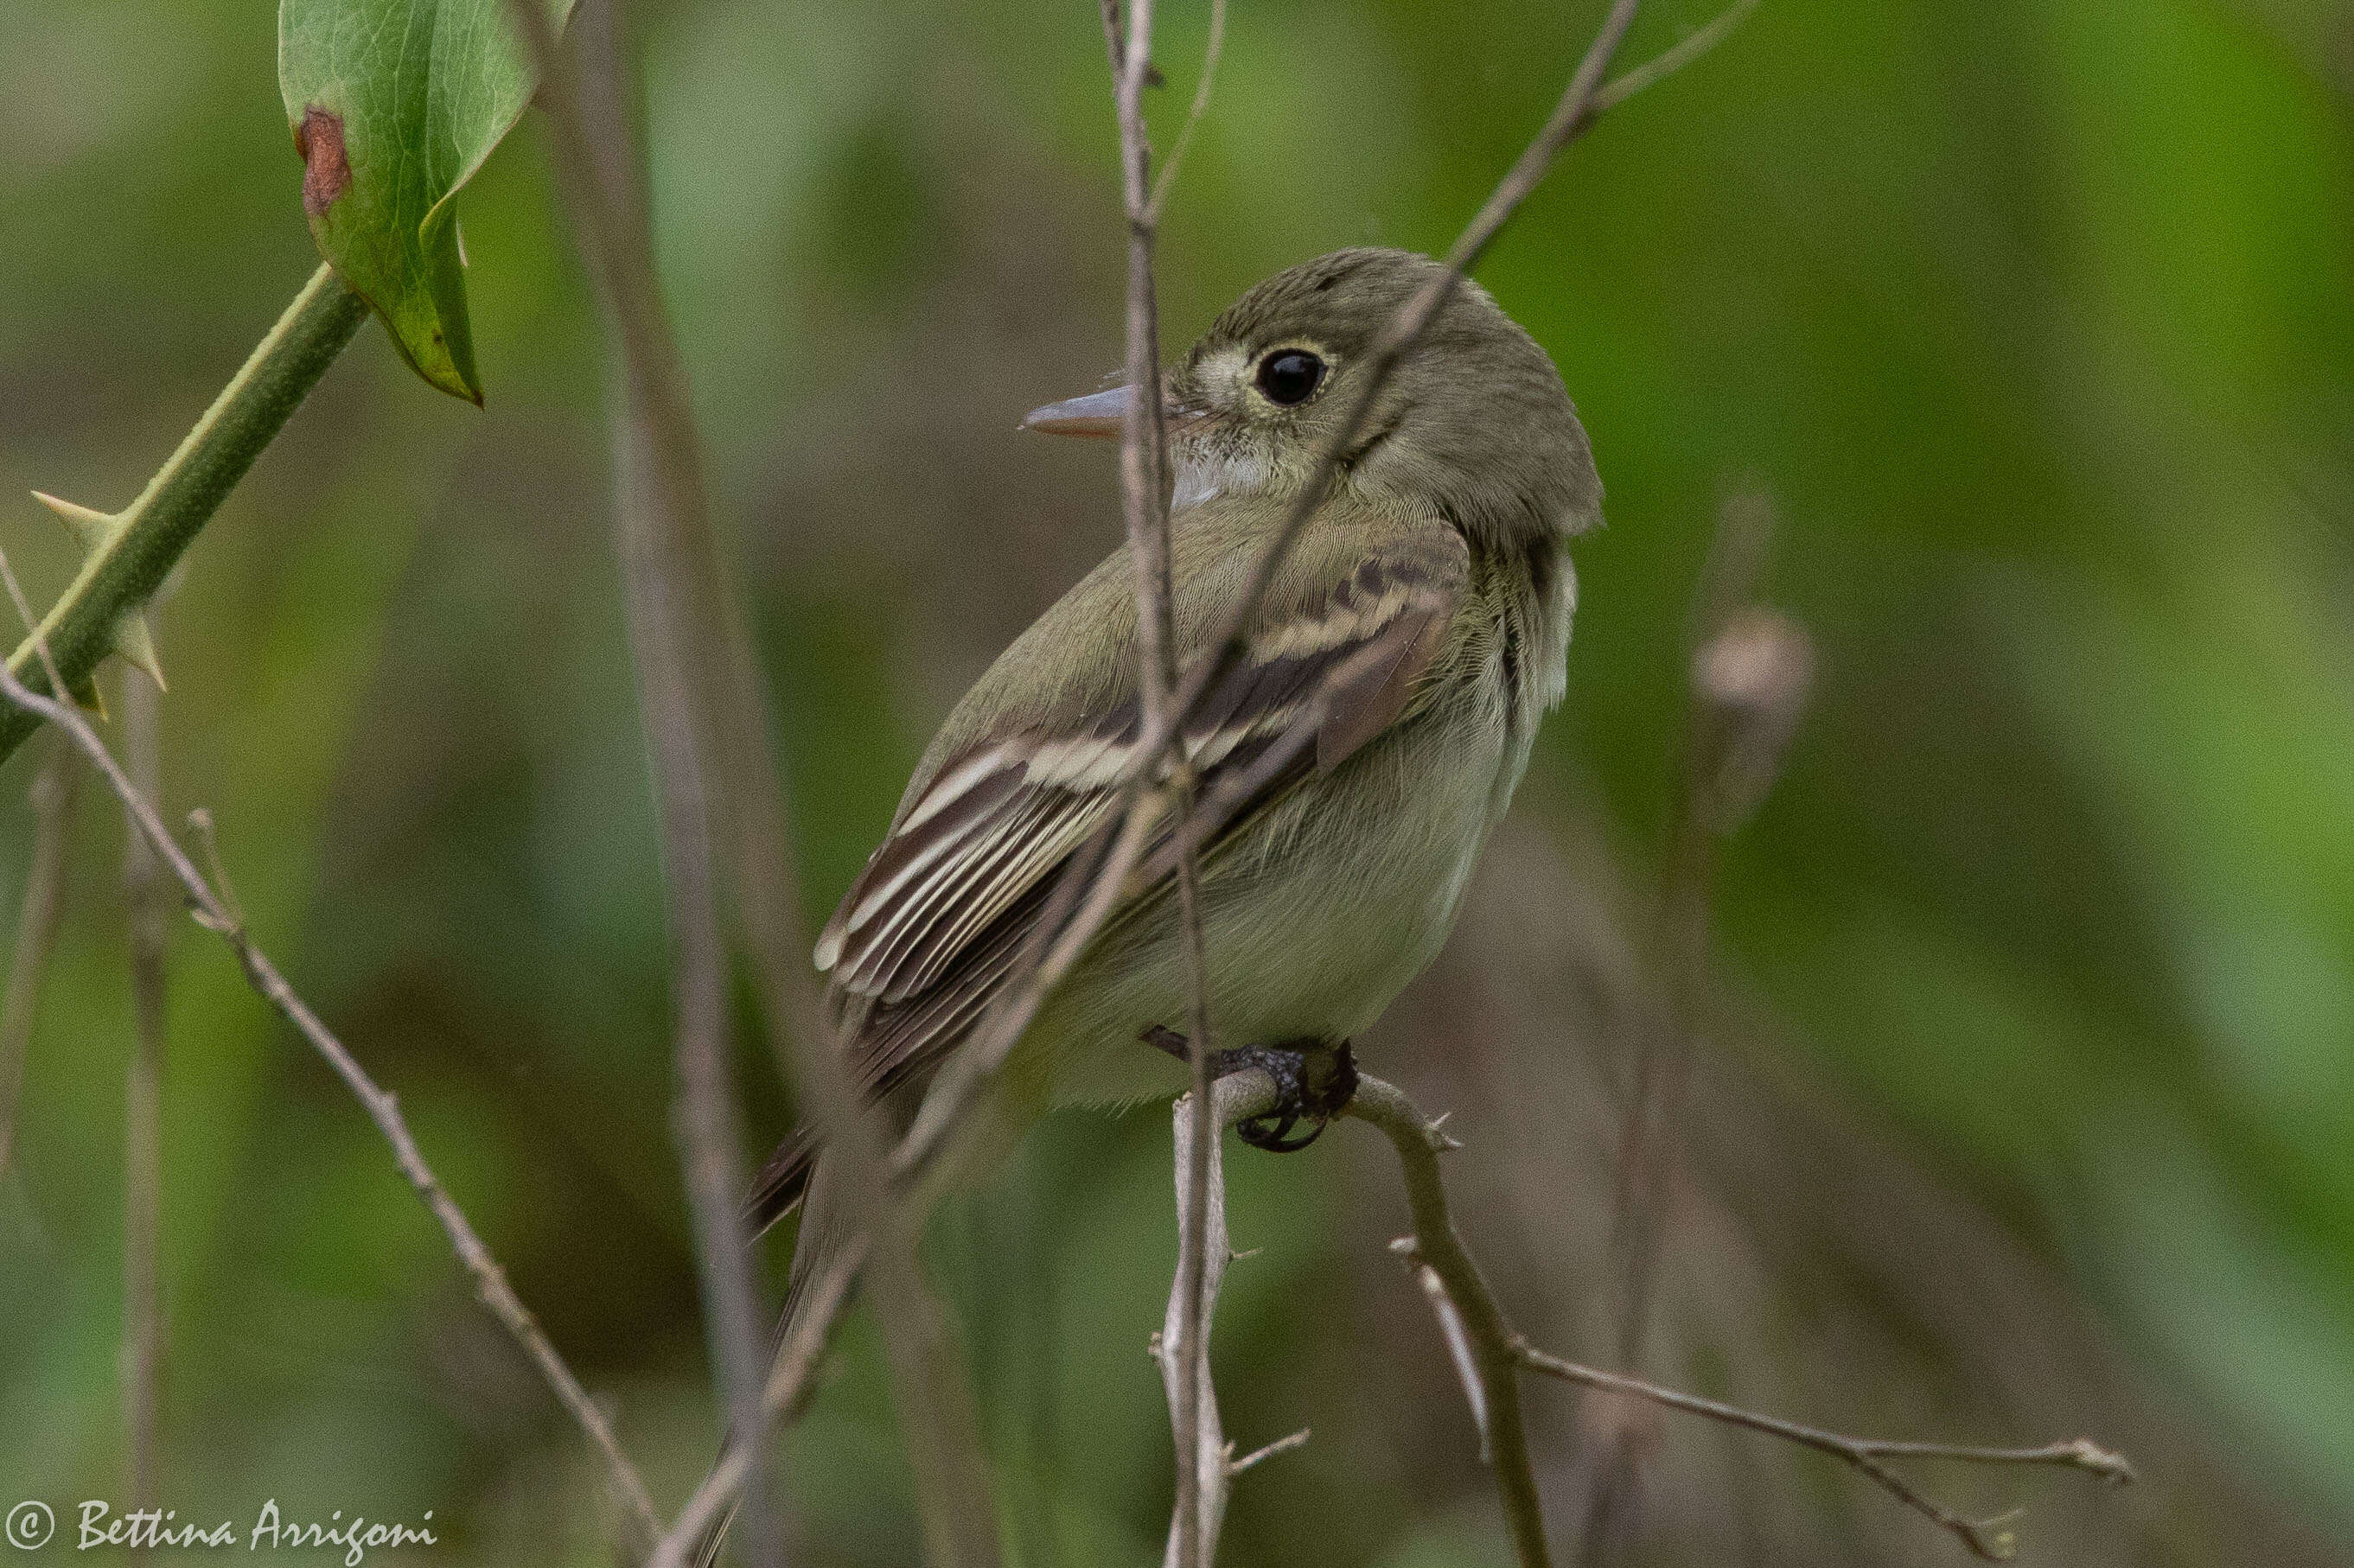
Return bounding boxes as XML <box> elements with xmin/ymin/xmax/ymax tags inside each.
<box><xmin>698</xmin><ymin>245</ymin><xmax>1601</xmax><ymax>1568</ymax></box>
<box><xmin>769</xmin><ymin>245</ymin><xmax>1598</xmax><ymax>1221</ymax></box>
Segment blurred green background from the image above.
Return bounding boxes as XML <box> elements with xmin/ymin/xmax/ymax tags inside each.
<box><xmin>4</xmin><ymin>0</ymin><xmax>2353</xmax><ymax>1563</ymax></box>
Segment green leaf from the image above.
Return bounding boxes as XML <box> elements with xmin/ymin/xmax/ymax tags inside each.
<box><xmin>277</xmin><ymin>0</ymin><xmax>571</xmax><ymax>403</ymax></box>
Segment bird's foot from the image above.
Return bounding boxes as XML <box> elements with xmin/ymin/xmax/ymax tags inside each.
<box><xmin>1140</xmin><ymin>1027</ymin><xmax>1360</xmax><ymax>1152</ymax></box>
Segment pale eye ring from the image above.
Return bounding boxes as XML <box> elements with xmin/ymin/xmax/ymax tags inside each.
<box><xmin>1254</xmin><ymin>349</ymin><xmax>1325</xmax><ymax>406</ymax></box>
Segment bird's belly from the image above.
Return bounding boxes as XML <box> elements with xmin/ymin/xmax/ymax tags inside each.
<box><xmin>1016</xmin><ymin>714</ymin><xmax>1515</xmax><ymax>1110</ymax></box>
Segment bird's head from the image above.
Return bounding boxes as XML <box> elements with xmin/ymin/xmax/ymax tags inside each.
<box><xmin>1024</xmin><ymin>248</ymin><xmax>1601</xmax><ymax>550</ymax></box>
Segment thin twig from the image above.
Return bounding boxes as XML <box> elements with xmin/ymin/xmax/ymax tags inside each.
<box><xmin>1145</xmin><ymin>0</ymin><xmax>1228</xmax><ymax>225</ymax></box>
<box><xmin>1585</xmin><ymin>0</ymin><xmax>1760</xmax><ymax>121</ymax></box>
<box><xmin>1347</xmin><ymin>1074</ymin><xmax>2130</xmax><ymax>1567</ymax></box>
<box><xmin>648</xmin><ymin>1238</ymin><xmax>870</xmax><ymax>1568</ymax></box>
<box><xmin>1099</xmin><ymin>2</ymin><xmax>1224</xmax><ymax>1563</ymax></box>
<box><xmin>122</xmin><ymin>665</ymin><xmax>169</xmax><ymax>1508</ymax></box>
<box><xmin>0</xmin><ymin>730</ymin><xmax>77</xmax><ymax>1178</ymax></box>
<box><xmin>1228</xmin><ymin>1428</ymin><xmax>1310</xmax><ymax>1476</ymax></box>
<box><xmin>1517</xmin><ymin>1347</ymin><xmax>2132</xmax><ymax>1561</ymax></box>
<box><xmin>512</xmin><ymin>5</ymin><xmax>1002</xmax><ymax>1563</ymax></box>
<box><xmin>1348</xmin><ymin>1075</ymin><xmax>1555</xmax><ymax>1568</ymax></box>
<box><xmin>0</xmin><ymin>547</ymin><xmax>662</xmax><ymax>1555</ymax></box>
<box><xmin>514</xmin><ymin>3</ymin><xmax>779</xmax><ymax>1558</ymax></box>
<box><xmin>1155</xmin><ymin>1069</ymin><xmax>1277</xmax><ymax>1567</ymax></box>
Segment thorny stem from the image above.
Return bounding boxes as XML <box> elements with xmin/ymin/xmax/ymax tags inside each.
<box><xmin>1346</xmin><ymin>1074</ymin><xmax>2130</xmax><ymax>1567</ymax></box>
<box><xmin>0</xmin><ymin>732</ymin><xmax>77</xmax><ymax>1178</ymax></box>
<box><xmin>0</xmin><ymin>549</ymin><xmax>663</xmax><ymax>1557</ymax></box>
<box><xmin>0</xmin><ymin>264</ymin><xmax>367</xmax><ymax>764</ymax></box>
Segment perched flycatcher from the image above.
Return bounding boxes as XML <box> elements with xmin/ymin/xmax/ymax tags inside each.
<box><xmin>752</xmin><ymin>240</ymin><xmax>1598</xmax><ymax>1281</ymax></box>
<box><xmin>694</xmin><ymin>244</ymin><xmax>1599</xmax><ymax>1568</ymax></box>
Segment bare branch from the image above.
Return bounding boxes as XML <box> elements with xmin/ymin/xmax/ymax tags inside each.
<box><xmin>1348</xmin><ymin>1073</ymin><xmax>2130</xmax><ymax>1567</ymax></box>
<box><xmin>0</xmin><ymin>730</ymin><xmax>76</xmax><ymax>1179</ymax></box>
<box><xmin>1348</xmin><ymin>1075</ymin><xmax>1555</xmax><ymax>1568</ymax></box>
<box><xmin>648</xmin><ymin>1237</ymin><xmax>870</xmax><ymax>1568</ymax></box>
<box><xmin>0</xmin><ymin>547</ymin><xmax>662</xmax><ymax>1555</ymax></box>
<box><xmin>1156</xmin><ymin>1069</ymin><xmax>1278</xmax><ymax>1567</ymax></box>
<box><xmin>1145</xmin><ymin>0</ymin><xmax>1228</xmax><ymax>225</ymax></box>
<box><xmin>1586</xmin><ymin>0</ymin><xmax>1760</xmax><ymax>122</ymax></box>
<box><xmin>1517</xmin><ymin>1347</ymin><xmax>2132</xmax><ymax>1561</ymax></box>
<box><xmin>1098</xmin><ymin>1</ymin><xmax>1225</xmax><ymax>1562</ymax></box>
<box><xmin>1228</xmin><ymin>1428</ymin><xmax>1310</xmax><ymax>1477</ymax></box>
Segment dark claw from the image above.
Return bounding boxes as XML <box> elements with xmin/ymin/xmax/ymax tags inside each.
<box><xmin>1139</xmin><ymin>1027</ymin><xmax>1359</xmax><ymax>1153</ymax></box>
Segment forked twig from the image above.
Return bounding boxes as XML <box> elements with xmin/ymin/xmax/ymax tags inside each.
<box><xmin>1099</xmin><ymin>1</ymin><xmax>1223</xmax><ymax>1562</ymax></box>
<box><xmin>1345</xmin><ymin>1074</ymin><xmax>2130</xmax><ymax>1566</ymax></box>
<box><xmin>1519</xmin><ymin>1345</ymin><xmax>2131</xmax><ymax>1560</ymax></box>
<box><xmin>1349</xmin><ymin>1077</ymin><xmax>1554</xmax><ymax>1566</ymax></box>
<box><xmin>1146</xmin><ymin>0</ymin><xmax>1228</xmax><ymax>224</ymax></box>
<box><xmin>1154</xmin><ymin>1069</ymin><xmax>1282</xmax><ymax>1565</ymax></box>
<box><xmin>0</xmin><ymin>547</ymin><xmax>662</xmax><ymax>1556</ymax></box>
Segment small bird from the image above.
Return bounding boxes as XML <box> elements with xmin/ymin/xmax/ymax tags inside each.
<box><xmin>764</xmin><ymin>239</ymin><xmax>1592</xmax><ymax>1303</ymax></box>
<box><xmin>696</xmin><ymin>245</ymin><xmax>1599</xmax><ymax>1566</ymax></box>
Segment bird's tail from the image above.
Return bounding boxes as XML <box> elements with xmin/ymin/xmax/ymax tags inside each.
<box><xmin>690</xmin><ymin>1143</ymin><xmax>855</xmax><ymax>1568</ymax></box>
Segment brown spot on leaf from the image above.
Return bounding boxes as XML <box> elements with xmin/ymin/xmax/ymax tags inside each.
<box><xmin>294</xmin><ymin>105</ymin><xmax>350</xmax><ymax>220</ymax></box>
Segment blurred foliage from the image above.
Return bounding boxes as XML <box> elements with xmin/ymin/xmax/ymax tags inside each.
<box><xmin>3</xmin><ymin>0</ymin><xmax>2353</xmax><ymax>1565</ymax></box>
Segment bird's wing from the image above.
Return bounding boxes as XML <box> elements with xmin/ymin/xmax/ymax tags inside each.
<box><xmin>812</xmin><ymin>512</ymin><xmax>1468</xmax><ymax>1098</ymax></box>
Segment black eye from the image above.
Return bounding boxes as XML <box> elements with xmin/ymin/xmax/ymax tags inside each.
<box><xmin>1254</xmin><ymin>349</ymin><xmax>1325</xmax><ymax>406</ymax></box>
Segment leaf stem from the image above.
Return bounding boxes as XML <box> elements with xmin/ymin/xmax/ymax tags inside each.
<box><xmin>0</xmin><ymin>263</ymin><xmax>368</xmax><ymax>762</ymax></box>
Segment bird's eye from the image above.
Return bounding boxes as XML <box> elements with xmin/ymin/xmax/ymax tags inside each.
<box><xmin>1254</xmin><ymin>349</ymin><xmax>1325</xmax><ymax>407</ymax></box>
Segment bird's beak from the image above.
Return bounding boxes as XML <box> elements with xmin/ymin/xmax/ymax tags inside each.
<box><xmin>1021</xmin><ymin>384</ymin><xmax>1205</xmax><ymax>439</ymax></box>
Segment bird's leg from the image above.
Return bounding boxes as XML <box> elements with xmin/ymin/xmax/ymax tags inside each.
<box><xmin>1141</xmin><ymin>1027</ymin><xmax>1361</xmax><ymax>1152</ymax></box>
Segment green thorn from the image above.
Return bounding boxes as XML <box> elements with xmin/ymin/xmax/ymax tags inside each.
<box><xmin>31</xmin><ymin>490</ymin><xmax>117</xmax><ymax>552</ymax></box>
<box><xmin>115</xmin><ymin>613</ymin><xmax>166</xmax><ymax>692</ymax></box>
